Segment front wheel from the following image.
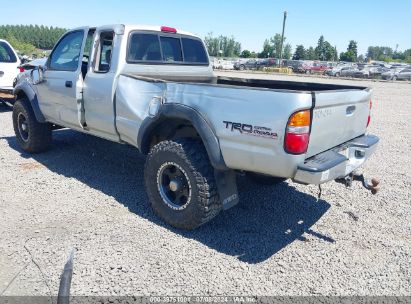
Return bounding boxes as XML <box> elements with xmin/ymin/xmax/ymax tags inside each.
<box><xmin>144</xmin><ymin>139</ymin><xmax>222</xmax><ymax>230</ymax></box>
<box><xmin>12</xmin><ymin>99</ymin><xmax>52</xmax><ymax>153</ymax></box>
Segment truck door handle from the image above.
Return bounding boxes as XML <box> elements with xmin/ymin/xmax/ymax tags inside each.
<box><xmin>65</xmin><ymin>81</ymin><xmax>72</xmax><ymax>88</ymax></box>
<box><xmin>346</xmin><ymin>105</ymin><xmax>356</xmax><ymax>115</ymax></box>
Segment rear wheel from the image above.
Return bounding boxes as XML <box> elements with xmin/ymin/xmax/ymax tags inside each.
<box><xmin>239</xmin><ymin>65</ymin><xmax>245</xmax><ymax>71</ymax></box>
<box><xmin>12</xmin><ymin>99</ymin><xmax>52</xmax><ymax>153</ymax></box>
<box><xmin>392</xmin><ymin>76</ymin><xmax>398</xmax><ymax>81</ymax></box>
<box><xmin>247</xmin><ymin>172</ymin><xmax>286</xmax><ymax>185</ymax></box>
<box><xmin>144</xmin><ymin>139</ymin><xmax>222</xmax><ymax>230</ymax></box>
<box><xmin>335</xmin><ymin>72</ymin><xmax>340</xmax><ymax>77</ymax></box>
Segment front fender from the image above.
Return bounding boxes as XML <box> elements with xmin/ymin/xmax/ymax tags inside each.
<box><xmin>13</xmin><ymin>81</ymin><xmax>46</xmax><ymax>123</ymax></box>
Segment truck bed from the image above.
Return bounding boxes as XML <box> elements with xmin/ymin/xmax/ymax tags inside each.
<box><xmin>116</xmin><ymin>74</ymin><xmax>371</xmax><ymax>177</ymax></box>
<box><xmin>216</xmin><ymin>76</ymin><xmax>368</xmax><ymax>92</ymax></box>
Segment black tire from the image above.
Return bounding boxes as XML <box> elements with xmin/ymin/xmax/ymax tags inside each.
<box><xmin>12</xmin><ymin>98</ymin><xmax>52</xmax><ymax>153</ymax></box>
<box><xmin>239</xmin><ymin>65</ymin><xmax>245</xmax><ymax>71</ymax></box>
<box><xmin>392</xmin><ymin>76</ymin><xmax>398</xmax><ymax>81</ymax></box>
<box><xmin>144</xmin><ymin>139</ymin><xmax>222</xmax><ymax>230</ymax></box>
<box><xmin>335</xmin><ymin>72</ymin><xmax>340</xmax><ymax>77</ymax></box>
<box><xmin>247</xmin><ymin>172</ymin><xmax>286</xmax><ymax>185</ymax></box>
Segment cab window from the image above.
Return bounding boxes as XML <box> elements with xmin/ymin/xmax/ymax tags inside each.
<box><xmin>128</xmin><ymin>33</ymin><xmax>161</xmax><ymax>62</ymax></box>
<box><xmin>94</xmin><ymin>31</ymin><xmax>114</xmax><ymax>73</ymax></box>
<box><xmin>49</xmin><ymin>30</ymin><xmax>84</xmax><ymax>71</ymax></box>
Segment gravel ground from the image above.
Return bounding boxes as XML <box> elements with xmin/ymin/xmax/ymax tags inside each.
<box><xmin>0</xmin><ymin>73</ymin><xmax>410</xmax><ymax>297</ymax></box>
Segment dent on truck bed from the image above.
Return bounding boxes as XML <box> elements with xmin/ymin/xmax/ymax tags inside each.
<box><xmin>115</xmin><ymin>74</ymin><xmax>227</xmax><ymax>170</ymax></box>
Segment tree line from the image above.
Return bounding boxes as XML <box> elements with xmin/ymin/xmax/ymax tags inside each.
<box><xmin>205</xmin><ymin>32</ymin><xmax>411</xmax><ymax>63</ymax></box>
<box><xmin>0</xmin><ymin>24</ymin><xmax>67</xmax><ymax>54</ymax></box>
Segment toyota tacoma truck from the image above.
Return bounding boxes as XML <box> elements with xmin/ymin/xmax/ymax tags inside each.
<box><xmin>12</xmin><ymin>24</ymin><xmax>379</xmax><ymax>229</ymax></box>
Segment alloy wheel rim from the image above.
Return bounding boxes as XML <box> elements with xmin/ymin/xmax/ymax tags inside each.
<box><xmin>17</xmin><ymin>113</ymin><xmax>29</xmax><ymax>142</ymax></box>
<box><xmin>157</xmin><ymin>162</ymin><xmax>192</xmax><ymax>210</ymax></box>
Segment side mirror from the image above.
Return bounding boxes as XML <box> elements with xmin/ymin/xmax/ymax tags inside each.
<box><xmin>31</xmin><ymin>66</ymin><xmax>44</xmax><ymax>85</ymax></box>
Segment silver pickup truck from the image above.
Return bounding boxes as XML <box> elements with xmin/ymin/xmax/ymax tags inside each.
<box><xmin>13</xmin><ymin>24</ymin><xmax>379</xmax><ymax>229</ymax></box>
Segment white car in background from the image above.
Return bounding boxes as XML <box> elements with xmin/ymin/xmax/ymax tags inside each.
<box><xmin>0</xmin><ymin>39</ymin><xmax>20</xmax><ymax>93</ymax></box>
<box><xmin>213</xmin><ymin>58</ymin><xmax>235</xmax><ymax>70</ymax></box>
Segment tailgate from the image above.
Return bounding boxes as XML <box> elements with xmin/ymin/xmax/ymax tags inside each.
<box><xmin>306</xmin><ymin>89</ymin><xmax>371</xmax><ymax>158</ymax></box>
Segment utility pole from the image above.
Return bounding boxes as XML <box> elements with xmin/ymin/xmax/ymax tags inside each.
<box><xmin>279</xmin><ymin>11</ymin><xmax>287</xmax><ymax>66</ymax></box>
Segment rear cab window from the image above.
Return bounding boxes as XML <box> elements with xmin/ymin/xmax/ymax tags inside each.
<box><xmin>127</xmin><ymin>31</ymin><xmax>209</xmax><ymax>65</ymax></box>
<box><xmin>0</xmin><ymin>42</ymin><xmax>17</xmax><ymax>63</ymax></box>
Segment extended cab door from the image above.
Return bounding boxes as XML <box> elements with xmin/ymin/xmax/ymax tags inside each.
<box><xmin>36</xmin><ymin>28</ymin><xmax>91</xmax><ymax>127</ymax></box>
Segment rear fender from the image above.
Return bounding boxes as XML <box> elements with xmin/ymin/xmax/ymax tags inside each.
<box><xmin>138</xmin><ymin>103</ymin><xmax>227</xmax><ymax>171</ymax></box>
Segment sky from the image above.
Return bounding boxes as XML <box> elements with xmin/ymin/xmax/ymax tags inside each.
<box><xmin>1</xmin><ymin>0</ymin><xmax>410</xmax><ymax>55</ymax></box>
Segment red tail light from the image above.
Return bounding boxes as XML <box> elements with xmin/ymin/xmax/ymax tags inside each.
<box><xmin>367</xmin><ymin>99</ymin><xmax>372</xmax><ymax>127</ymax></box>
<box><xmin>19</xmin><ymin>67</ymin><xmax>25</xmax><ymax>73</ymax></box>
<box><xmin>284</xmin><ymin>110</ymin><xmax>311</xmax><ymax>154</ymax></box>
<box><xmin>161</xmin><ymin>26</ymin><xmax>177</xmax><ymax>33</ymax></box>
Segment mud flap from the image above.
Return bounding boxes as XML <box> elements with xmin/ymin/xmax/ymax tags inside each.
<box><xmin>214</xmin><ymin>169</ymin><xmax>239</xmax><ymax>210</ymax></box>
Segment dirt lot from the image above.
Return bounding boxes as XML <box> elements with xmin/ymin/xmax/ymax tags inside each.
<box><xmin>0</xmin><ymin>73</ymin><xmax>410</xmax><ymax>297</ymax></box>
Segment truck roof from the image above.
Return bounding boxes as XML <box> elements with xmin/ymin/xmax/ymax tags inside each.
<box><xmin>123</xmin><ymin>24</ymin><xmax>197</xmax><ymax>38</ymax></box>
<box><xmin>70</xmin><ymin>24</ymin><xmax>198</xmax><ymax>39</ymax></box>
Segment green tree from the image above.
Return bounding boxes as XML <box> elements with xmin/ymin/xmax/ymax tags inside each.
<box><xmin>315</xmin><ymin>35</ymin><xmax>325</xmax><ymax>60</ymax></box>
<box><xmin>4</xmin><ymin>35</ymin><xmax>36</xmax><ymax>55</ymax></box>
<box><xmin>306</xmin><ymin>47</ymin><xmax>316</xmax><ymax>60</ymax></box>
<box><xmin>366</xmin><ymin>46</ymin><xmax>394</xmax><ymax>61</ymax></box>
<box><xmin>259</xmin><ymin>39</ymin><xmax>274</xmax><ymax>58</ymax></box>
<box><xmin>340</xmin><ymin>40</ymin><xmax>358</xmax><ymax>62</ymax></box>
<box><xmin>292</xmin><ymin>45</ymin><xmax>306</xmax><ymax>60</ymax></box>
<box><xmin>240</xmin><ymin>50</ymin><xmax>252</xmax><ymax>58</ymax></box>
<box><xmin>283</xmin><ymin>43</ymin><xmax>292</xmax><ymax>60</ymax></box>
<box><xmin>315</xmin><ymin>36</ymin><xmax>337</xmax><ymax>61</ymax></box>
<box><xmin>204</xmin><ymin>32</ymin><xmax>241</xmax><ymax>57</ymax></box>
<box><xmin>358</xmin><ymin>54</ymin><xmax>365</xmax><ymax>63</ymax></box>
<box><xmin>0</xmin><ymin>24</ymin><xmax>66</xmax><ymax>50</ymax></box>
<box><xmin>348</xmin><ymin>40</ymin><xmax>358</xmax><ymax>60</ymax></box>
<box><xmin>259</xmin><ymin>34</ymin><xmax>291</xmax><ymax>59</ymax></box>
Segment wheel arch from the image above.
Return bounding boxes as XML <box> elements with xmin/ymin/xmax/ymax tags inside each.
<box><xmin>138</xmin><ymin>103</ymin><xmax>227</xmax><ymax>170</ymax></box>
<box><xmin>13</xmin><ymin>83</ymin><xmax>46</xmax><ymax>123</ymax></box>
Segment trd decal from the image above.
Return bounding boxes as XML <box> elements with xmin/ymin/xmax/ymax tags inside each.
<box><xmin>223</xmin><ymin>121</ymin><xmax>278</xmax><ymax>139</ymax></box>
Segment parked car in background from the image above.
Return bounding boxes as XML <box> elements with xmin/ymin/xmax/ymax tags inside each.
<box><xmin>354</xmin><ymin>66</ymin><xmax>373</xmax><ymax>78</ymax></box>
<box><xmin>295</xmin><ymin>61</ymin><xmax>314</xmax><ymax>74</ymax></box>
<box><xmin>286</xmin><ymin>60</ymin><xmax>304</xmax><ymax>71</ymax></box>
<box><xmin>214</xmin><ymin>59</ymin><xmax>235</xmax><ymax>70</ymax></box>
<box><xmin>392</xmin><ymin>68</ymin><xmax>411</xmax><ymax>81</ymax></box>
<box><xmin>297</xmin><ymin>61</ymin><xmax>330</xmax><ymax>74</ymax></box>
<box><xmin>340</xmin><ymin>66</ymin><xmax>359</xmax><ymax>77</ymax></box>
<box><xmin>234</xmin><ymin>59</ymin><xmax>257</xmax><ymax>70</ymax></box>
<box><xmin>0</xmin><ymin>39</ymin><xmax>21</xmax><ymax>93</ymax></box>
<box><xmin>381</xmin><ymin>67</ymin><xmax>405</xmax><ymax>80</ymax></box>
<box><xmin>256</xmin><ymin>58</ymin><xmax>277</xmax><ymax>69</ymax></box>
<box><xmin>306</xmin><ymin>62</ymin><xmax>330</xmax><ymax>74</ymax></box>
<box><xmin>325</xmin><ymin>65</ymin><xmax>348</xmax><ymax>77</ymax></box>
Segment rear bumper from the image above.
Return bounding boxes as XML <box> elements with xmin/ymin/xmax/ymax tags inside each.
<box><xmin>293</xmin><ymin>134</ymin><xmax>379</xmax><ymax>185</ymax></box>
<box><xmin>0</xmin><ymin>86</ymin><xmax>14</xmax><ymax>94</ymax></box>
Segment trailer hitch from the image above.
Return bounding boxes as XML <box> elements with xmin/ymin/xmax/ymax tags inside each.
<box><xmin>335</xmin><ymin>173</ymin><xmax>380</xmax><ymax>194</ymax></box>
